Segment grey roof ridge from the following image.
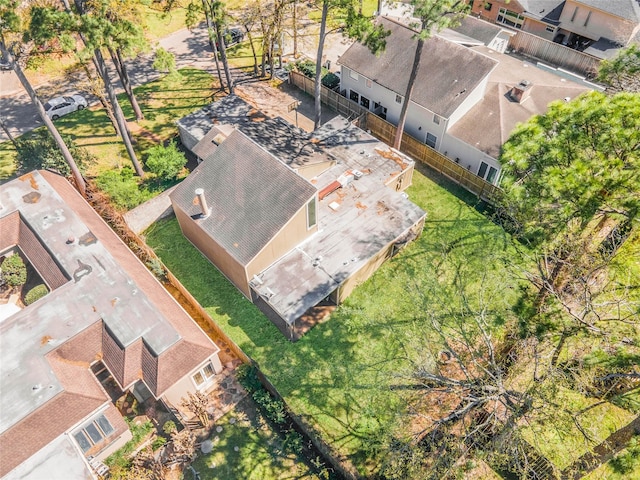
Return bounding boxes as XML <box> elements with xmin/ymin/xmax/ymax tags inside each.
<box><xmin>190</xmin><ymin>129</ymin><xmax>317</xmax><ymax>267</ymax></box>
<box><xmin>575</xmin><ymin>0</ymin><xmax>640</xmax><ymax>22</ymax></box>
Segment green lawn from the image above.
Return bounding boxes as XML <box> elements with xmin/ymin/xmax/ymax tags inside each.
<box><xmin>583</xmin><ymin>437</ymin><xmax>640</xmax><ymax>480</ymax></box>
<box><xmin>190</xmin><ymin>397</ymin><xmax>322</xmax><ymax>479</ymax></box>
<box><xmin>521</xmin><ymin>388</ymin><xmax>635</xmax><ymax>470</ymax></box>
<box><xmin>1</xmin><ymin>68</ymin><xmax>215</xmax><ymax>189</ymax></box>
<box><xmin>145</xmin><ymin>168</ymin><xmax>524</xmax><ymax>474</ymax></box>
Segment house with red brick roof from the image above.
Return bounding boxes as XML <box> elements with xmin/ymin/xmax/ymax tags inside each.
<box><xmin>0</xmin><ymin>171</ymin><xmax>223</xmax><ymax>479</ymax></box>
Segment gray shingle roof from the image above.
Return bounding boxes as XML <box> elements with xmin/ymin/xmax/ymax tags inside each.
<box><xmin>573</xmin><ymin>0</ymin><xmax>640</xmax><ymax>22</ymax></box>
<box><xmin>519</xmin><ymin>1</ymin><xmax>565</xmax><ymax>24</ymax></box>
<box><xmin>170</xmin><ymin>130</ymin><xmax>317</xmax><ymax>266</ymax></box>
<box><xmin>451</xmin><ymin>15</ymin><xmax>507</xmax><ymax>45</ymax></box>
<box><xmin>337</xmin><ymin>17</ymin><xmax>498</xmax><ymax>118</ymax></box>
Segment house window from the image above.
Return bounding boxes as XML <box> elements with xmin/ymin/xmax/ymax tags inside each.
<box><xmin>307</xmin><ymin>198</ymin><xmax>317</xmax><ymax>229</ymax></box>
<box><xmin>192</xmin><ymin>362</ymin><xmax>216</xmax><ymax>388</ymax></box>
<box><xmin>73</xmin><ymin>415</ymin><xmax>114</xmax><ymax>453</ymax></box>
<box><xmin>433</xmin><ymin>114</ymin><xmax>440</xmax><ymax>125</ymax></box>
<box><xmin>484</xmin><ymin>2</ymin><xmax>492</xmax><ymax>11</ymax></box>
<box><xmin>487</xmin><ymin>166</ymin><xmax>498</xmax><ymax>184</ymax></box>
<box><xmin>365</xmin><ymin>79</ymin><xmax>372</xmax><ymax>88</ymax></box>
<box><xmin>571</xmin><ymin>7</ymin><xmax>578</xmax><ymax>22</ymax></box>
<box><xmin>497</xmin><ymin>8</ymin><xmax>524</xmax><ymax>29</ymax></box>
<box><xmin>395</xmin><ymin>94</ymin><xmax>402</xmax><ymax>104</ymax></box>
<box><xmin>360</xmin><ymin>95</ymin><xmax>370</xmax><ymax>109</ymax></box>
<box><xmin>584</xmin><ymin>11</ymin><xmax>591</xmax><ymax>27</ymax></box>
<box><xmin>545</xmin><ymin>26</ymin><xmax>555</xmax><ymax>33</ymax></box>
<box><xmin>349</xmin><ymin>69</ymin><xmax>358</xmax><ymax>80</ymax></box>
<box><xmin>350</xmin><ymin>90</ymin><xmax>360</xmax><ymax>103</ymax></box>
<box><xmin>425</xmin><ymin>133</ymin><xmax>437</xmax><ymax>148</ymax></box>
<box><xmin>478</xmin><ymin>161</ymin><xmax>488</xmax><ymax>178</ymax></box>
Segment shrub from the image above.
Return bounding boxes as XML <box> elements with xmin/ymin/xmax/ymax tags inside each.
<box><xmin>15</xmin><ymin>129</ymin><xmax>94</xmax><ymax>176</ymax></box>
<box><xmin>153</xmin><ymin>47</ymin><xmax>177</xmax><ymax>76</ymax></box>
<box><xmin>252</xmin><ymin>388</ymin><xmax>286</xmax><ymax>425</ymax></box>
<box><xmin>144</xmin><ymin>141</ymin><xmax>186</xmax><ymax>180</ymax></box>
<box><xmin>162</xmin><ymin>420</ymin><xmax>177</xmax><ymax>435</ymax></box>
<box><xmin>24</xmin><ymin>284</ymin><xmax>48</xmax><ymax>305</ymax></box>
<box><xmin>95</xmin><ymin>167</ymin><xmax>153</xmax><ymax>210</ymax></box>
<box><xmin>152</xmin><ymin>436</ymin><xmax>167</xmax><ymax>451</ymax></box>
<box><xmin>1</xmin><ymin>254</ymin><xmax>27</xmax><ymax>287</ymax></box>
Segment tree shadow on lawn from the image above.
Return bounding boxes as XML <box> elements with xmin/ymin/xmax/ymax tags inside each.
<box><xmin>191</xmin><ymin>397</ymin><xmax>319</xmax><ymax>480</ymax></box>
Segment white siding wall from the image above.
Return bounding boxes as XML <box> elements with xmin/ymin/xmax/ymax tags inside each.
<box><xmin>440</xmin><ymin>133</ymin><xmax>502</xmax><ymax>184</ymax></box>
<box><xmin>447</xmin><ymin>77</ymin><xmax>489</xmax><ymax>128</ymax></box>
<box><xmin>162</xmin><ymin>354</ymin><xmax>224</xmax><ymax>413</ymax></box>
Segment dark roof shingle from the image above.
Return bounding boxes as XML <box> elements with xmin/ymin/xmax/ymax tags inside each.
<box><xmin>337</xmin><ymin>16</ymin><xmax>498</xmax><ymax>118</ymax></box>
<box><xmin>171</xmin><ymin>130</ymin><xmax>317</xmax><ymax>265</ymax></box>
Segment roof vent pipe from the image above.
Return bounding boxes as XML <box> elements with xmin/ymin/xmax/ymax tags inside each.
<box><xmin>195</xmin><ymin>188</ymin><xmax>210</xmax><ymax>217</ymax></box>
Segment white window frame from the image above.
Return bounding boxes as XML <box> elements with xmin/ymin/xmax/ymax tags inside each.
<box><xmin>395</xmin><ymin>94</ymin><xmax>402</xmax><ymax>104</ymax></box>
<box><xmin>425</xmin><ymin>132</ymin><xmax>437</xmax><ymax>148</ymax></box>
<box><xmin>192</xmin><ymin>361</ymin><xmax>216</xmax><ymax>389</ymax></box>
<box><xmin>349</xmin><ymin>69</ymin><xmax>358</xmax><ymax>80</ymax></box>
<box><xmin>497</xmin><ymin>8</ymin><xmax>524</xmax><ymax>29</ymax></box>
<box><xmin>306</xmin><ymin>197</ymin><xmax>317</xmax><ymax>229</ymax></box>
<box><xmin>72</xmin><ymin>414</ymin><xmax>114</xmax><ymax>453</ymax></box>
<box><xmin>433</xmin><ymin>114</ymin><xmax>440</xmax><ymax>125</ymax></box>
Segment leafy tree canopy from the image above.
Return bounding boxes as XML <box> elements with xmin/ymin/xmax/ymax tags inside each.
<box><xmin>597</xmin><ymin>44</ymin><xmax>640</xmax><ymax>93</ymax></box>
<box><xmin>144</xmin><ymin>141</ymin><xmax>186</xmax><ymax>180</ymax></box>
<box><xmin>499</xmin><ymin>91</ymin><xmax>640</xmax><ymax>245</ymax></box>
<box><xmin>15</xmin><ymin>129</ymin><xmax>94</xmax><ymax>177</ymax></box>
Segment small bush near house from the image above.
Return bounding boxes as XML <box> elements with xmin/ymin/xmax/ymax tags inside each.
<box><xmin>1</xmin><ymin>254</ymin><xmax>27</xmax><ymax>288</ymax></box>
<box><xmin>144</xmin><ymin>141</ymin><xmax>186</xmax><ymax>180</ymax></box>
<box><xmin>24</xmin><ymin>284</ymin><xmax>48</xmax><ymax>305</ymax></box>
<box><xmin>162</xmin><ymin>420</ymin><xmax>177</xmax><ymax>435</ymax></box>
<box><xmin>95</xmin><ymin>166</ymin><xmax>154</xmax><ymax>211</ymax></box>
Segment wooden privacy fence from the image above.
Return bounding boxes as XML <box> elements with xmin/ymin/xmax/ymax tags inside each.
<box><xmin>508</xmin><ymin>30</ymin><xmax>601</xmax><ymax>77</ymax></box>
<box><xmin>360</xmin><ymin>114</ymin><xmax>501</xmax><ymax>204</ymax></box>
<box><xmin>290</xmin><ymin>71</ymin><xmax>368</xmax><ymax>119</ymax></box>
<box><xmin>289</xmin><ymin>71</ymin><xmax>501</xmax><ymax>204</ymax></box>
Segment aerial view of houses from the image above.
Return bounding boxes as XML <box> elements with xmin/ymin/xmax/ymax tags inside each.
<box><xmin>0</xmin><ymin>0</ymin><xmax>638</xmax><ymax>479</ymax></box>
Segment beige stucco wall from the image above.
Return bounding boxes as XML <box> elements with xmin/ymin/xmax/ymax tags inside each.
<box><xmin>336</xmin><ymin>217</ymin><xmax>426</xmax><ymax>302</ymax></box>
<box><xmin>96</xmin><ymin>429</ymin><xmax>132</xmax><ymax>462</ymax></box>
<box><xmin>174</xmin><ymin>206</ymin><xmax>250</xmax><ymax>297</ymax></box>
<box><xmin>383</xmin><ymin>164</ymin><xmax>415</xmax><ymax>192</ymax></box>
<box><xmin>560</xmin><ymin>1</ymin><xmax>638</xmax><ymax>43</ymax></box>
<box><xmin>524</xmin><ymin>19</ymin><xmax>557</xmax><ymax>40</ymax></box>
<box><xmin>161</xmin><ymin>354</ymin><xmax>224</xmax><ymax>414</ymax></box>
<box><xmin>247</xmin><ymin>201</ymin><xmax>316</xmax><ymax>279</ymax></box>
<box><xmin>297</xmin><ymin>160</ymin><xmax>335</xmax><ymax>180</ymax></box>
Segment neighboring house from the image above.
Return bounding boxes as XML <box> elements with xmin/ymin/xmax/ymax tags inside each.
<box><xmin>472</xmin><ymin>0</ymin><xmax>565</xmax><ymax>39</ymax></box>
<box><xmin>471</xmin><ymin>1</ymin><xmax>640</xmax><ymax>58</ymax></box>
<box><xmin>560</xmin><ymin>0</ymin><xmax>640</xmax><ymax>58</ymax></box>
<box><xmin>172</xmin><ymin>96</ymin><xmax>427</xmax><ymax>340</ymax></box>
<box><xmin>338</xmin><ymin>16</ymin><xmax>590</xmax><ymax>184</ymax></box>
<box><xmin>442</xmin><ymin>14</ymin><xmax>517</xmax><ymax>53</ymax></box>
<box><xmin>0</xmin><ymin>171</ymin><xmax>223</xmax><ymax>480</ymax></box>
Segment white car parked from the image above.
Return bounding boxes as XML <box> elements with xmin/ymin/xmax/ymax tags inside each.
<box><xmin>44</xmin><ymin>95</ymin><xmax>88</xmax><ymax>120</ymax></box>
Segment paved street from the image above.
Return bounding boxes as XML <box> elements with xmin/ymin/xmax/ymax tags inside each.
<box><xmin>0</xmin><ymin>22</ymin><xmax>352</xmax><ymax>142</ymax></box>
